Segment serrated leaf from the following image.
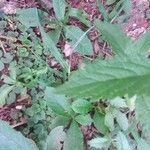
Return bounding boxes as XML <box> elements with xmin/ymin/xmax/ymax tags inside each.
<box><xmin>56</xmin><ymin>54</ymin><xmax>150</xmax><ymax>100</ymax></box>
<box><xmin>115</xmin><ymin>110</ymin><xmax>129</xmax><ymax>131</ymax></box>
<box><xmin>93</xmin><ymin>110</ymin><xmax>108</xmax><ymax>135</ymax></box>
<box><xmin>115</xmin><ymin>131</ymin><xmax>131</xmax><ymax>150</ymax></box>
<box><xmin>110</xmin><ymin>97</ymin><xmax>127</xmax><ymax>108</ymax></box>
<box><xmin>45</xmin><ymin>126</ymin><xmax>66</xmax><ymax>150</ymax></box>
<box><xmin>75</xmin><ymin>114</ymin><xmax>93</xmax><ymax>126</ymax></box>
<box><xmin>64</xmin><ymin>121</ymin><xmax>83</xmax><ymax>150</ymax></box>
<box><xmin>88</xmin><ymin>137</ymin><xmax>109</xmax><ymax>149</ymax></box>
<box><xmin>95</xmin><ymin>20</ymin><xmax>131</xmax><ymax>55</ymax></box>
<box><xmin>0</xmin><ymin>120</ymin><xmax>38</xmax><ymax>150</ymax></box>
<box><xmin>0</xmin><ymin>85</ymin><xmax>14</xmax><ymax>106</ymax></box>
<box><xmin>65</xmin><ymin>26</ymin><xmax>93</xmax><ymax>55</ymax></box>
<box><xmin>44</xmin><ymin>87</ymin><xmax>72</xmax><ymax>117</ymax></box>
<box><xmin>52</xmin><ymin>0</ymin><xmax>66</xmax><ymax>20</ymax></box>
<box><xmin>71</xmin><ymin>99</ymin><xmax>92</xmax><ymax>114</ymax></box>
<box><xmin>105</xmin><ymin>111</ymin><xmax>114</xmax><ymax>131</ymax></box>
<box><xmin>136</xmin><ymin>95</ymin><xmax>150</xmax><ymax>139</ymax></box>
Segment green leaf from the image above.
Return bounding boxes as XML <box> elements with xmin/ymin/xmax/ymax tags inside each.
<box><xmin>110</xmin><ymin>97</ymin><xmax>127</xmax><ymax>108</ymax></box>
<box><xmin>67</xmin><ymin>7</ymin><xmax>91</xmax><ymax>27</ymax></box>
<box><xmin>94</xmin><ymin>20</ymin><xmax>131</xmax><ymax>55</ymax></box>
<box><xmin>45</xmin><ymin>126</ymin><xmax>66</xmax><ymax>150</ymax></box>
<box><xmin>93</xmin><ymin>110</ymin><xmax>108</xmax><ymax>135</ymax></box>
<box><xmin>40</xmin><ymin>27</ymin><xmax>69</xmax><ymax>73</ymax></box>
<box><xmin>0</xmin><ymin>85</ymin><xmax>14</xmax><ymax>106</ymax></box>
<box><xmin>115</xmin><ymin>110</ymin><xmax>129</xmax><ymax>131</ymax></box>
<box><xmin>52</xmin><ymin>0</ymin><xmax>66</xmax><ymax>20</ymax></box>
<box><xmin>64</xmin><ymin>26</ymin><xmax>93</xmax><ymax>55</ymax></box>
<box><xmin>56</xmin><ymin>54</ymin><xmax>150</xmax><ymax>100</ymax></box>
<box><xmin>0</xmin><ymin>120</ymin><xmax>38</xmax><ymax>150</ymax></box>
<box><xmin>115</xmin><ymin>131</ymin><xmax>131</xmax><ymax>150</ymax></box>
<box><xmin>17</xmin><ymin>8</ymin><xmax>40</xmax><ymax>28</ymax></box>
<box><xmin>0</xmin><ymin>60</ymin><xmax>4</xmax><ymax>71</ymax></box>
<box><xmin>71</xmin><ymin>99</ymin><xmax>92</xmax><ymax>114</ymax></box>
<box><xmin>136</xmin><ymin>95</ymin><xmax>150</xmax><ymax>139</ymax></box>
<box><xmin>50</xmin><ymin>116</ymin><xmax>70</xmax><ymax>129</ymax></box>
<box><xmin>88</xmin><ymin>137</ymin><xmax>110</xmax><ymax>149</ymax></box>
<box><xmin>64</xmin><ymin>121</ymin><xmax>83</xmax><ymax>150</ymax></box>
<box><xmin>96</xmin><ymin>0</ymin><xmax>109</xmax><ymax>21</ymax></box>
<box><xmin>44</xmin><ymin>87</ymin><xmax>72</xmax><ymax>117</ymax></box>
<box><xmin>137</xmin><ymin>138</ymin><xmax>150</xmax><ymax>150</ymax></box>
<box><xmin>105</xmin><ymin>111</ymin><xmax>114</xmax><ymax>131</ymax></box>
<box><xmin>75</xmin><ymin>114</ymin><xmax>93</xmax><ymax>126</ymax></box>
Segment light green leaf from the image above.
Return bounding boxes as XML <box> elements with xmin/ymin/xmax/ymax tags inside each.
<box><xmin>137</xmin><ymin>138</ymin><xmax>150</xmax><ymax>150</ymax></box>
<box><xmin>96</xmin><ymin>0</ymin><xmax>109</xmax><ymax>21</ymax></box>
<box><xmin>94</xmin><ymin>20</ymin><xmax>131</xmax><ymax>55</ymax></box>
<box><xmin>44</xmin><ymin>87</ymin><xmax>72</xmax><ymax>117</ymax></box>
<box><xmin>93</xmin><ymin>110</ymin><xmax>108</xmax><ymax>135</ymax></box>
<box><xmin>75</xmin><ymin>114</ymin><xmax>93</xmax><ymax>126</ymax></box>
<box><xmin>88</xmin><ymin>137</ymin><xmax>109</xmax><ymax>149</ymax></box>
<box><xmin>40</xmin><ymin>27</ymin><xmax>69</xmax><ymax>73</ymax></box>
<box><xmin>0</xmin><ymin>60</ymin><xmax>4</xmax><ymax>71</ymax></box>
<box><xmin>65</xmin><ymin>26</ymin><xmax>93</xmax><ymax>55</ymax></box>
<box><xmin>0</xmin><ymin>85</ymin><xmax>14</xmax><ymax>106</ymax></box>
<box><xmin>136</xmin><ymin>95</ymin><xmax>150</xmax><ymax>139</ymax></box>
<box><xmin>72</xmin><ymin>99</ymin><xmax>92</xmax><ymax>114</ymax></box>
<box><xmin>115</xmin><ymin>110</ymin><xmax>129</xmax><ymax>131</ymax></box>
<box><xmin>110</xmin><ymin>97</ymin><xmax>127</xmax><ymax>108</ymax></box>
<box><xmin>0</xmin><ymin>120</ymin><xmax>38</xmax><ymax>150</ymax></box>
<box><xmin>67</xmin><ymin>7</ymin><xmax>91</xmax><ymax>27</ymax></box>
<box><xmin>105</xmin><ymin>111</ymin><xmax>114</xmax><ymax>131</ymax></box>
<box><xmin>64</xmin><ymin>121</ymin><xmax>83</xmax><ymax>150</ymax></box>
<box><xmin>115</xmin><ymin>131</ymin><xmax>131</xmax><ymax>150</ymax></box>
<box><xmin>45</xmin><ymin>126</ymin><xmax>66</xmax><ymax>150</ymax></box>
<box><xmin>56</xmin><ymin>54</ymin><xmax>150</xmax><ymax>100</ymax></box>
<box><xmin>52</xmin><ymin>0</ymin><xmax>66</xmax><ymax>20</ymax></box>
<box><xmin>17</xmin><ymin>8</ymin><xmax>40</xmax><ymax>28</ymax></box>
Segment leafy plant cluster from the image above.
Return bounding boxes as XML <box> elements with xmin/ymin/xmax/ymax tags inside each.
<box><xmin>0</xmin><ymin>0</ymin><xmax>150</xmax><ymax>150</ymax></box>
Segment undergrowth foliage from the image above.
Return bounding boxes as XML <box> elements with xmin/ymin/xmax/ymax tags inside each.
<box><xmin>0</xmin><ymin>0</ymin><xmax>150</xmax><ymax>150</ymax></box>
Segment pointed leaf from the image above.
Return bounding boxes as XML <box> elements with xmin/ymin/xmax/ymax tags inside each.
<box><xmin>52</xmin><ymin>0</ymin><xmax>66</xmax><ymax>20</ymax></box>
<box><xmin>45</xmin><ymin>126</ymin><xmax>66</xmax><ymax>150</ymax></box>
<box><xmin>56</xmin><ymin>54</ymin><xmax>150</xmax><ymax>100</ymax></box>
<box><xmin>64</xmin><ymin>121</ymin><xmax>83</xmax><ymax>150</ymax></box>
<box><xmin>71</xmin><ymin>99</ymin><xmax>92</xmax><ymax>114</ymax></box>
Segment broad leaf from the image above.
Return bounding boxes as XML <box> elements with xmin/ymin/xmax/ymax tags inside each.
<box><xmin>93</xmin><ymin>110</ymin><xmax>108</xmax><ymax>135</ymax></box>
<box><xmin>65</xmin><ymin>26</ymin><xmax>93</xmax><ymax>55</ymax></box>
<box><xmin>75</xmin><ymin>114</ymin><xmax>93</xmax><ymax>126</ymax></box>
<box><xmin>0</xmin><ymin>120</ymin><xmax>38</xmax><ymax>150</ymax></box>
<box><xmin>115</xmin><ymin>110</ymin><xmax>129</xmax><ymax>131</ymax></box>
<box><xmin>115</xmin><ymin>131</ymin><xmax>131</xmax><ymax>150</ymax></box>
<box><xmin>88</xmin><ymin>137</ymin><xmax>110</xmax><ymax>149</ymax></box>
<box><xmin>52</xmin><ymin>0</ymin><xmax>66</xmax><ymax>20</ymax></box>
<box><xmin>44</xmin><ymin>87</ymin><xmax>72</xmax><ymax>117</ymax></box>
<box><xmin>71</xmin><ymin>99</ymin><xmax>92</xmax><ymax>114</ymax></box>
<box><xmin>136</xmin><ymin>95</ymin><xmax>150</xmax><ymax>140</ymax></box>
<box><xmin>64</xmin><ymin>121</ymin><xmax>83</xmax><ymax>150</ymax></box>
<box><xmin>17</xmin><ymin>8</ymin><xmax>40</xmax><ymax>28</ymax></box>
<box><xmin>0</xmin><ymin>85</ymin><xmax>14</xmax><ymax>106</ymax></box>
<box><xmin>110</xmin><ymin>97</ymin><xmax>127</xmax><ymax>108</ymax></box>
<box><xmin>56</xmin><ymin>54</ymin><xmax>150</xmax><ymax>100</ymax></box>
<box><xmin>105</xmin><ymin>111</ymin><xmax>114</xmax><ymax>131</ymax></box>
<box><xmin>45</xmin><ymin>126</ymin><xmax>66</xmax><ymax>150</ymax></box>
